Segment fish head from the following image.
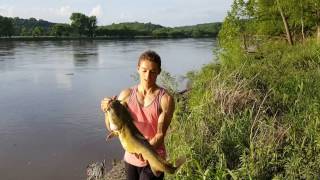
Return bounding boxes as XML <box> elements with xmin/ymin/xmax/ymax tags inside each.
<box><xmin>105</xmin><ymin>99</ymin><xmax>127</xmax><ymax>131</ymax></box>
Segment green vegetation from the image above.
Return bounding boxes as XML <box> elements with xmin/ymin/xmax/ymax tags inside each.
<box><xmin>96</xmin><ymin>22</ymin><xmax>163</xmax><ymax>37</ymax></box>
<box><xmin>50</xmin><ymin>24</ymin><xmax>72</xmax><ymax>37</ymax></box>
<box><xmin>173</xmin><ymin>23</ymin><xmax>221</xmax><ymax>38</ymax></box>
<box><xmin>166</xmin><ymin>0</ymin><xmax>320</xmax><ymax>179</ymax></box>
<box><xmin>97</xmin><ymin>22</ymin><xmax>221</xmax><ymax>38</ymax></box>
<box><xmin>12</xmin><ymin>17</ymin><xmax>55</xmax><ymax>36</ymax></box>
<box><xmin>70</xmin><ymin>12</ymin><xmax>97</xmax><ymax>37</ymax></box>
<box><xmin>219</xmin><ymin>0</ymin><xmax>320</xmax><ymax>48</ymax></box>
<box><xmin>0</xmin><ymin>14</ymin><xmax>221</xmax><ymax>39</ymax></box>
<box><xmin>167</xmin><ymin>40</ymin><xmax>320</xmax><ymax>179</ymax></box>
<box><xmin>0</xmin><ymin>15</ymin><xmax>14</xmax><ymax>37</ymax></box>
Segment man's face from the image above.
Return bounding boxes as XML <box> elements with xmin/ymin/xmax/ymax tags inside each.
<box><xmin>137</xmin><ymin>60</ymin><xmax>160</xmax><ymax>86</ymax></box>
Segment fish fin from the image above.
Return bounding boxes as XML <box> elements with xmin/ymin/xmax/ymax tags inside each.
<box><xmin>105</xmin><ymin>131</ymin><xmax>118</xmax><ymax>141</ymax></box>
<box><xmin>150</xmin><ymin>165</ymin><xmax>162</xmax><ymax>177</ymax></box>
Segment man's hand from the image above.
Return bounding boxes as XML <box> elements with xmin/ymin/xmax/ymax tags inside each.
<box><xmin>134</xmin><ymin>153</ymin><xmax>145</xmax><ymax>162</ymax></box>
<box><xmin>101</xmin><ymin>96</ymin><xmax>117</xmax><ymax>112</ymax></box>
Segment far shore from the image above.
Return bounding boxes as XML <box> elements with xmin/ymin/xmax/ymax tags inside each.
<box><xmin>0</xmin><ymin>36</ymin><xmax>216</xmax><ymax>41</ymax></box>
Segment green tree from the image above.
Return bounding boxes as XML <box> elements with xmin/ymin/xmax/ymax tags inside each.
<box><xmin>219</xmin><ymin>0</ymin><xmax>320</xmax><ymax>47</ymax></box>
<box><xmin>87</xmin><ymin>16</ymin><xmax>97</xmax><ymax>37</ymax></box>
<box><xmin>20</xmin><ymin>27</ymin><xmax>30</xmax><ymax>36</ymax></box>
<box><xmin>254</xmin><ymin>0</ymin><xmax>319</xmax><ymax>43</ymax></box>
<box><xmin>70</xmin><ymin>12</ymin><xmax>88</xmax><ymax>37</ymax></box>
<box><xmin>0</xmin><ymin>16</ymin><xmax>14</xmax><ymax>37</ymax></box>
<box><xmin>11</xmin><ymin>17</ymin><xmax>55</xmax><ymax>36</ymax></box>
<box><xmin>308</xmin><ymin>0</ymin><xmax>320</xmax><ymax>42</ymax></box>
<box><xmin>70</xmin><ymin>13</ymin><xmax>97</xmax><ymax>37</ymax></box>
<box><xmin>51</xmin><ymin>24</ymin><xmax>71</xmax><ymax>36</ymax></box>
<box><xmin>191</xmin><ymin>28</ymin><xmax>203</xmax><ymax>37</ymax></box>
<box><xmin>218</xmin><ymin>0</ymin><xmax>248</xmax><ymax>49</ymax></box>
<box><xmin>275</xmin><ymin>0</ymin><xmax>293</xmax><ymax>45</ymax></box>
<box><xmin>168</xmin><ymin>29</ymin><xmax>185</xmax><ymax>38</ymax></box>
<box><xmin>32</xmin><ymin>26</ymin><xmax>44</xmax><ymax>36</ymax></box>
<box><xmin>152</xmin><ymin>28</ymin><xmax>169</xmax><ymax>37</ymax></box>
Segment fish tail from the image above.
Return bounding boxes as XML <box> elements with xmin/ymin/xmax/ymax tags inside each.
<box><xmin>163</xmin><ymin>156</ymin><xmax>186</xmax><ymax>174</ymax></box>
<box><xmin>174</xmin><ymin>156</ymin><xmax>186</xmax><ymax>168</ymax></box>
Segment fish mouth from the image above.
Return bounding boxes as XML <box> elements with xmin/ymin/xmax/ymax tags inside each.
<box><xmin>109</xmin><ymin>122</ymin><xmax>119</xmax><ymax>131</ymax></box>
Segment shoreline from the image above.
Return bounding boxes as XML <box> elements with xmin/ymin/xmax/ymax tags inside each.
<box><xmin>86</xmin><ymin>160</ymin><xmax>125</xmax><ymax>180</ymax></box>
<box><xmin>104</xmin><ymin>160</ymin><xmax>126</xmax><ymax>180</ymax></box>
<box><xmin>0</xmin><ymin>36</ymin><xmax>216</xmax><ymax>41</ymax></box>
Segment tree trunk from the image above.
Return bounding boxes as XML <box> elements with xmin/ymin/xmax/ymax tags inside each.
<box><xmin>277</xmin><ymin>0</ymin><xmax>293</xmax><ymax>45</ymax></box>
<box><xmin>317</xmin><ymin>25</ymin><xmax>320</xmax><ymax>43</ymax></box>
<box><xmin>301</xmin><ymin>18</ymin><xmax>305</xmax><ymax>42</ymax></box>
<box><xmin>316</xmin><ymin>6</ymin><xmax>320</xmax><ymax>43</ymax></box>
<box><xmin>299</xmin><ymin>0</ymin><xmax>305</xmax><ymax>42</ymax></box>
<box><xmin>242</xmin><ymin>34</ymin><xmax>248</xmax><ymax>51</ymax></box>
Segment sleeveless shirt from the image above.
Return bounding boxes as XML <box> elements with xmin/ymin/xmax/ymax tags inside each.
<box><xmin>124</xmin><ymin>85</ymin><xmax>167</xmax><ymax>167</ymax></box>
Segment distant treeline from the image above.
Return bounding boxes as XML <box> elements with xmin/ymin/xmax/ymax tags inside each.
<box><xmin>0</xmin><ymin>13</ymin><xmax>221</xmax><ymax>38</ymax></box>
<box><xmin>96</xmin><ymin>22</ymin><xmax>221</xmax><ymax>38</ymax></box>
<box><xmin>0</xmin><ymin>16</ymin><xmax>54</xmax><ymax>37</ymax></box>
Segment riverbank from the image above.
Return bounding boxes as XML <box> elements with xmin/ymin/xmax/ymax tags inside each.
<box><xmin>165</xmin><ymin>38</ymin><xmax>320</xmax><ymax>179</ymax></box>
<box><xmin>104</xmin><ymin>161</ymin><xmax>125</xmax><ymax>180</ymax></box>
<box><xmin>86</xmin><ymin>160</ymin><xmax>125</xmax><ymax>180</ymax></box>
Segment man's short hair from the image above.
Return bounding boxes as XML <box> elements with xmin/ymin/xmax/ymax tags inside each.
<box><xmin>138</xmin><ymin>50</ymin><xmax>161</xmax><ymax>71</ymax></box>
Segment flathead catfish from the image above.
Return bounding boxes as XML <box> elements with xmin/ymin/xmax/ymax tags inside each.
<box><xmin>104</xmin><ymin>99</ymin><xmax>185</xmax><ymax>176</ymax></box>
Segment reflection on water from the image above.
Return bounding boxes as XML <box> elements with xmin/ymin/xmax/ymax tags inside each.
<box><xmin>55</xmin><ymin>73</ymin><xmax>73</xmax><ymax>90</ymax></box>
<box><xmin>0</xmin><ymin>38</ymin><xmax>217</xmax><ymax>180</ymax></box>
<box><xmin>72</xmin><ymin>40</ymin><xmax>99</xmax><ymax>67</ymax></box>
<box><xmin>0</xmin><ymin>41</ymin><xmax>15</xmax><ymax>60</ymax></box>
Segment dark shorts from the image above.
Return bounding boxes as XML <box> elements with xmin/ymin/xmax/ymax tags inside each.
<box><xmin>125</xmin><ymin>161</ymin><xmax>164</xmax><ymax>180</ymax></box>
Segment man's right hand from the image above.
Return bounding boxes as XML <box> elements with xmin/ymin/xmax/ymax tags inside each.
<box><xmin>101</xmin><ymin>96</ymin><xmax>117</xmax><ymax>112</ymax></box>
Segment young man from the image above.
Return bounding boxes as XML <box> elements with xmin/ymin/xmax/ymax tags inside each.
<box><xmin>101</xmin><ymin>50</ymin><xmax>175</xmax><ymax>180</ymax></box>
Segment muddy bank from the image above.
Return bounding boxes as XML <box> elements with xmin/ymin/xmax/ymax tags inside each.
<box><xmin>86</xmin><ymin>160</ymin><xmax>125</xmax><ymax>180</ymax></box>
<box><xmin>104</xmin><ymin>160</ymin><xmax>125</xmax><ymax>180</ymax></box>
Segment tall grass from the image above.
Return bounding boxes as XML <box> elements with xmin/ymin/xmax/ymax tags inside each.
<box><xmin>165</xmin><ymin>39</ymin><xmax>320</xmax><ymax>179</ymax></box>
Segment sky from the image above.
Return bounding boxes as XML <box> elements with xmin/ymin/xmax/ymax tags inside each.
<box><xmin>0</xmin><ymin>0</ymin><xmax>233</xmax><ymax>27</ymax></box>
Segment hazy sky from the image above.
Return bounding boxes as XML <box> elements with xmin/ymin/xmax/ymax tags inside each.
<box><xmin>0</xmin><ymin>0</ymin><xmax>233</xmax><ymax>27</ymax></box>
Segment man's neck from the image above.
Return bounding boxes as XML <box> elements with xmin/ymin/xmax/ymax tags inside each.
<box><xmin>138</xmin><ymin>83</ymin><xmax>158</xmax><ymax>95</ymax></box>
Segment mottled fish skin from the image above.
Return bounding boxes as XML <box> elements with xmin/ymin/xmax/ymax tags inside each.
<box><xmin>105</xmin><ymin>100</ymin><xmax>184</xmax><ymax>175</ymax></box>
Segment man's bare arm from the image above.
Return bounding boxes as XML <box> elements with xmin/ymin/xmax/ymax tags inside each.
<box><xmin>117</xmin><ymin>89</ymin><xmax>131</xmax><ymax>105</ymax></box>
<box><xmin>149</xmin><ymin>92</ymin><xmax>175</xmax><ymax>148</ymax></box>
